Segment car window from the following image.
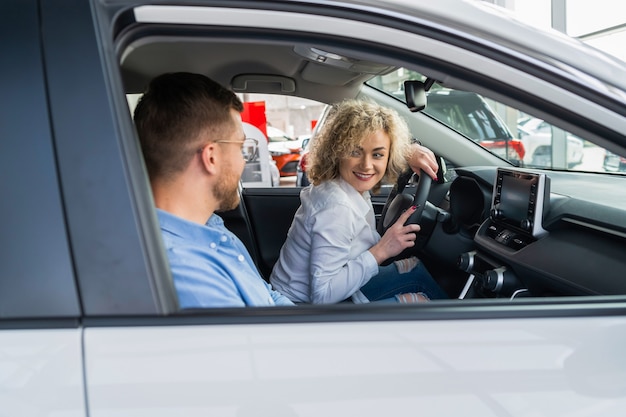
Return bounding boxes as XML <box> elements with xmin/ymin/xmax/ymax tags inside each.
<box><xmin>117</xmin><ymin>3</ymin><xmax>626</xmax><ymax>314</ymax></box>
<box><xmin>127</xmin><ymin>94</ymin><xmax>289</xmax><ymax>188</ymax></box>
<box><xmin>128</xmin><ymin>93</ymin><xmax>327</xmax><ymax>188</ymax></box>
<box><xmin>368</xmin><ymin>69</ymin><xmax>625</xmax><ymax>174</ymax></box>
<box><xmin>238</xmin><ymin>93</ymin><xmax>325</xmax><ymax>187</ymax></box>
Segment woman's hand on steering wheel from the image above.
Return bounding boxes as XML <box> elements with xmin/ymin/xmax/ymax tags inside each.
<box><xmin>369</xmin><ymin>206</ymin><xmax>422</xmax><ymax>265</ymax></box>
<box><xmin>408</xmin><ymin>143</ymin><xmax>438</xmax><ymax>181</ymax></box>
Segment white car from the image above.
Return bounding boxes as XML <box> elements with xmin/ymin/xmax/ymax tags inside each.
<box><xmin>518</xmin><ymin>124</ymin><xmax>585</xmax><ymax>168</ymax></box>
<box><xmin>3</xmin><ymin>1</ymin><xmax>626</xmax><ymax>416</ymax></box>
<box><xmin>266</xmin><ymin>129</ymin><xmax>303</xmax><ymax>158</ymax></box>
<box><xmin>266</xmin><ymin>126</ymin><xmax>306</xmax><ymax>177</ymax></box>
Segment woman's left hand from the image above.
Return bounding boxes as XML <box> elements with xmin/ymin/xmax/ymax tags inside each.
<box><xmin>408</xmin><ymin>143</ymin><xmax>438</xmax><ymax>180</ymax></box>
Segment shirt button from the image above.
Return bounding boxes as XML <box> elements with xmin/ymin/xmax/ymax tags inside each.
<box><xmin>220</xmin><ymin>235</ymin><xmax>228</xmax><ymax>242</ymax></box>
<box><xmin>209</xmin><ymin>242</ymin><xmax>216</xmax><ymax>249</ymax></box>
<box><xmin>237</xmin><ymin>254</ymin><xmax>245</xmax><ymax>262</ymax></box>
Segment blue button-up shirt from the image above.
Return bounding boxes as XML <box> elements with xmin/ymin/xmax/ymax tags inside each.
<box><xmin>157</xmin><ymin>209</ymin><xmax>294</xmax><ymax>308</ymax></box>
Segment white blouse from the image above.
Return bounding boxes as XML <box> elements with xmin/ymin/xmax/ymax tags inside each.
<box><xmin>270</xmin><ymin>178</ymin><xmax>380</xmax><ymax>304</ymax></box>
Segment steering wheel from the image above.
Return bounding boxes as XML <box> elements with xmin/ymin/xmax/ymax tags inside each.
<box><xmin>377</xmin><ymin>168</ymin><xmax>433</xmax><ymax>237</ymax></box>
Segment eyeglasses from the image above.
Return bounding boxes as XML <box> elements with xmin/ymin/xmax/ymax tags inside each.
<box><xmin>198</xmin><ymin>138</ymin><xmax>259</xmax><ymax>162</ymax></box>
<box><xmin>216</xmin><ymin>138</ymin><xmax>258</xmax><ymax>162</ymax></box>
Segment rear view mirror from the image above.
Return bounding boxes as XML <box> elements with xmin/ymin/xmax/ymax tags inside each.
<box><xmin>404</xmin><ymin>80</ymin><xmax>427</xmax><ymax>112</ymax></box>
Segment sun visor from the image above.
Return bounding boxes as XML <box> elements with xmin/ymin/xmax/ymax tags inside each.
<box><xmin>231</xmin><ymin>74</ymin><xmax>296</xmax><ymax>94</ymax></box>
<box><xmin>293</xmin><ymin>46</ymin><xmax>394</xmax><ymax>74</ymax></box>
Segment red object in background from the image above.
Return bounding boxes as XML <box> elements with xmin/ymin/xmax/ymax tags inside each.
<box><xmin>275</xmin><ymin>152</ymin><xmax>301</xmax><ymax>177</ymax></box>
<box><xmin>481</xmin><ymin>138</ymin><xmax>525</xmax><ymax>161</ymax></box>
<box><xmin>241</xmin><ymin>101</ymin><xmax>267</xmax><ymax>138</ymax></box>
<box><xmin>241</xmin><ymin>100</ymin><xmax>302</xmax><ymax>177</ymax></box>
<box><xmin>298</xmin><ymin>151</ymin><xmax>308</xmax><ymax>173</ymax></box>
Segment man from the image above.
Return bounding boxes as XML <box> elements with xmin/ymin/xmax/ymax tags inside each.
<box><xmin>134</xmin><ymin>72</ymin><xmax>294</xmax><ymax>307</ymax></box>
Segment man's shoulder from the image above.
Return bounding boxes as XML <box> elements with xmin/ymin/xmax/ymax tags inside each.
<box><xmin>157</xmin><ymin>209</ymin><xmax>226</xmax><ymax>242</ymax></box>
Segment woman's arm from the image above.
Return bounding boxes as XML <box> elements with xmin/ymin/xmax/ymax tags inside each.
<box><xmin>307</xmin><ymin>203</ymin><xmax>379</xmax><ymax>304</ymax></box>
<box><xmin>407</xmin><ymin>142</ymin><xmax>438</xmax><ymax>180</ymax></box>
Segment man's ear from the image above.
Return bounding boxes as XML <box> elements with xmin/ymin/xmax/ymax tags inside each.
<box><xmin>198</xmin><ymin>143</ymin><xmax>219</xmax><ymax>175</ymax></box>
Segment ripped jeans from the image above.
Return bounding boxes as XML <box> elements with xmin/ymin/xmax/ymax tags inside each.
<box><xmin>358</xmin><ymin>258</ymin><xmax>449</xmax><ymax>302</ymax></box>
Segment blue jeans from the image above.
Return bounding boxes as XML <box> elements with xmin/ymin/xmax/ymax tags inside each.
<box><xmin>359</xmin><ymin>260</ymin><xmax>448</xmax><ymax>302</ymax></box>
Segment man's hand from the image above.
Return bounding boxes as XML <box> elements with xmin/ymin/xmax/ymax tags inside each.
<box><xmin>408</xmin><ymin>143</ymin><xmax>438</xmax><ymax>180</ymax></box>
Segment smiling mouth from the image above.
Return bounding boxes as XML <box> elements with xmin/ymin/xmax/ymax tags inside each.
<box><xmin>354</xmin><ymin>172</ymin><xmax>374</xmax><ymax>181</ymax></box>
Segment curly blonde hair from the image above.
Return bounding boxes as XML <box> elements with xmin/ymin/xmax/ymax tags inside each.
<box><xmin>307</xmin><ymin>99</ymin><xmax>411</xmax><ymax>193</ymax></box>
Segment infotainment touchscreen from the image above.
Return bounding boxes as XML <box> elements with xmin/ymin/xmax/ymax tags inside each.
<box><xmin>491</xmin><ymin>168</ymin><xmax>549</xmax><ymax>238</ymax></box>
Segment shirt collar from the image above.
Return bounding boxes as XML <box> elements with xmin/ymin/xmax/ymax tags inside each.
<box><xmin>157</xmin><ymin>209</ymin><xmax>224</xmax><ymax>240</ymax></box>
<box><xmin>336</xmin><ymin>178</ymin><xmax>372</xmax><ymax>217</ymax></box>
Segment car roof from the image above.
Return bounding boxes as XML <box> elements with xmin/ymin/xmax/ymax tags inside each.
<box><xmin>366</xmin><ymin>0</ymin><xmax>626</xmax><ymax>92</ymax></box>
<box><xmin>115</xmin><ymin>0</ymin><xmax>626</xmax><ymax>157</ymax></box>
<box><xmin>118</xmin><ymin>0</ymin><xmax>626</xmax><ymax>102</ymax></box>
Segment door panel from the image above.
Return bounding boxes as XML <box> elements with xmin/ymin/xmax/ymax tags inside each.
<box><xmin>0</xmin><ymin>328</ymin><xmax>85</xmax><ymax>416</ymax></box>
<box><xmin>42</xmin><ymin>0</ymin><xmax>177</xmax><ymax>315</ymax></box>
<box><xmin>0</xmin><ymin>0</ymin><xmax>80</xmax><ymax>318</ymax></box>
<box><xmin>239</xmin><ymin>187</ymin><xmax>303</xmax><ymax>280</ymax></box>
<box><xmin>83</xmin><ymin>316</ymin><xmax>626</xmax><ymax>416</ymax></box>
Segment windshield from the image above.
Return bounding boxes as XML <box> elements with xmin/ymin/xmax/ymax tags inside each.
<box><xmin>368</xmin><ymin>69</ymin><xmax>624</xmax><ymax>174</ymax></box>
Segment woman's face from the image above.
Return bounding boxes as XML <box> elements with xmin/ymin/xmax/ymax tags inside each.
<box><xmin>338</xmin><ymin>129</ymin><xmax>390</xmax><ymax>193</ymax></box>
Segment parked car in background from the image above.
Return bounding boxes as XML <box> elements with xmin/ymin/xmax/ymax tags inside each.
<box><xmin>267</xmin><ymin>125</ymin><xmax>304</xmax><ymax>176</ymax></box>
<box><xmin>388</xmin><ymin>87</ymin><xmax>526</xmax><ymax>164</ymax></box>
<box><xmin>518</xmin><ymin>115</ymin><xmax>552</xmax><ymax>134</ymax></box>
<box><xmin>518</xmin><ymin>122</ymin><xmax>585</xmax><ymax>168</ymax></box>
<box><xmin>423</xmin><ymin>89</ymin><xmax>525</xmax><ymax>165</ymax></box>
<box><xmin>604</xmin><ymin>150</ymin><xmax>626</xmax><ymax>172</ymax></box>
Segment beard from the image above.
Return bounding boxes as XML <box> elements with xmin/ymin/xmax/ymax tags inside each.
<box><xmin>214</xmin><ymin>165</ymin><xmax>241</xmax><ymax>212</ymax></box>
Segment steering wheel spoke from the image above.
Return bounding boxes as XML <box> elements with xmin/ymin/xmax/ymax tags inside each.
<box><xmin>378</xmin><ymin>168</ymin><xmax>432</xmax><ymax>236</ymax></box>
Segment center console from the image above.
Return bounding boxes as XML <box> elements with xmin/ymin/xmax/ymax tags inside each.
<box><xmin>489</xmin><ymin>168</ymin><xmax>550</xmax><ymax>244</ymax></box>
<box><xmin>457</xmin><ymin>168</ymin><xmax>551</xmax><ymax>299</ymax></box>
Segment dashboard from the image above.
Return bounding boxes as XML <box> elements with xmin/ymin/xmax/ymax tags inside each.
<box><xmin>430</xmin><ymin>167</ymin><xmax>626</xmax><ymax>299</ymax></box>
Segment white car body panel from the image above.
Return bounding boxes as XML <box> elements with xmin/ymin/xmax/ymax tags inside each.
<box><xmin>0</xmin><ymin>329</ymin><xmax>84</xmax><ymax>416</ymax></box>
<box><xmin>84</xmin><ymin>317</ymin><xmax>626</xmax><ymax>416</ymax></box>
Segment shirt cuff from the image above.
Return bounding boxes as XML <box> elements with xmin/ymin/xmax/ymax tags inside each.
<box><xmin>350</xmin><ymin>251</ymin><xmax>380</xmax><ymax>303</ymax></box>
<box><xmin>363</xmin><ymin>250</ymin><xmax>380</xmax><ymax>277</ymax></box>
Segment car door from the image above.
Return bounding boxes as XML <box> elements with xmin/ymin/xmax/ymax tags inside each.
<box><xmin>0</xmin><ymin>1</ymin><xmax>85</xmax><ymax>414</ymax></box>
<box><xmin>39</xmin><ymin>1</ymin><xmax>626</xmax><ymax>416</ymax></box>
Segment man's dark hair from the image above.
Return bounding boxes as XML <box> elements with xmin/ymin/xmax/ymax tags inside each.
<box><xmin>134</xmin><ymin>72</ymin><xmax>244</xmax><ymax>179</ymax></box>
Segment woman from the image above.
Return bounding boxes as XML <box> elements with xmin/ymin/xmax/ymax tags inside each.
<box><xmin>270</xmin><ymin>99</ymin><xmax>448</xmax><ymax>304</ymax></box>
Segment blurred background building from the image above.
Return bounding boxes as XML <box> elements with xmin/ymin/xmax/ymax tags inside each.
<box><xmin>488</xmin><ymin>0</ymin><xmax>625</xmax><ymax>62</ymax></box>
